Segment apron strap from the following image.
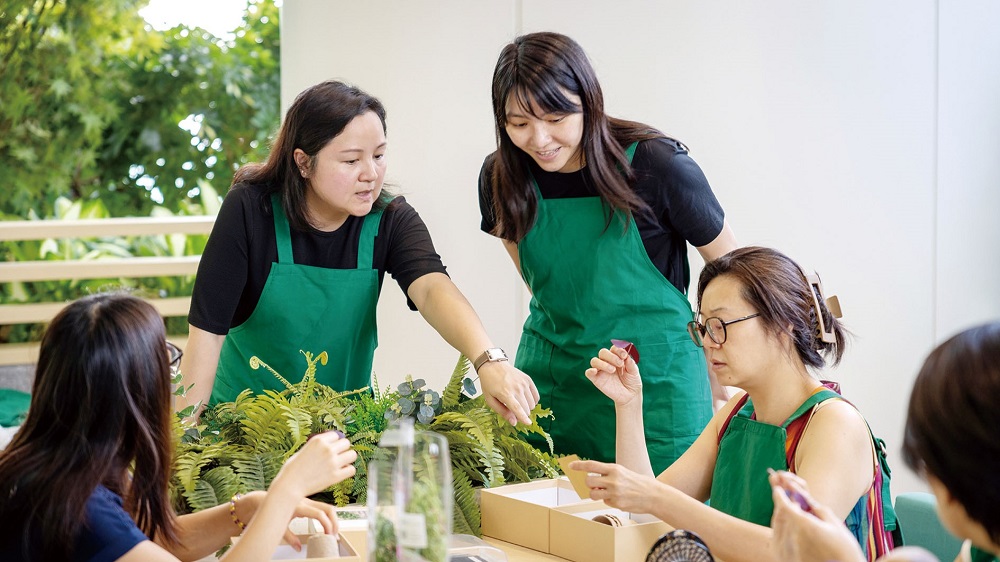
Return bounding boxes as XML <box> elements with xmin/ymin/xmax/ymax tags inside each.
<box><xmin>624</xmin><ymin>141</ymin><xmax>638</xmax><ymax>162</ymax></box>
<box><xmin>780</xmin><ymin>388</ymin><xmax>841</xmax><ymax>429</ymax></box>
<box><xmin>357</xmin><ymin>197</ymin><xmax>393</xmax><ymax>269</ymax></box>
<box><xmin>270</xmin><ymin>193</ymin><xmax>294</xmax><ymax>264</ymax></box>
<box><xmin>717</xmin><ymin>392</ymin><xmax>753</xmax><ymax>444</ymax></box>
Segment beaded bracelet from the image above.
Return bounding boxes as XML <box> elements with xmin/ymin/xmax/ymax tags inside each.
<box><xmin>229</xmin><ymin>493</ymin><xmax>247</xmax><ymax>531</ymax></box>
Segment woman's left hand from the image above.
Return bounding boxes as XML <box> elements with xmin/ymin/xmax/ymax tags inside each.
<box><xmin>569</xmin><ymin>459</ymin><xmax>657</xmax><ymax>514</ymax></box>
<box><xmin>478</xmin><ymin>361</ymin><xmax>540</xmax><ymax>426</ymax></box>
<box><xmin>284</xmin><ymin>498</ymin><xmax>340</xmax><ymax>550</ymax></box>
<box><xmin>585</xmin><ymin>346</ymin><xmax>642</xmax><ymax>406</ymax></box>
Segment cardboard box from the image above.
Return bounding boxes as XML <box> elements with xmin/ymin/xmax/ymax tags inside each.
<box><xmin>231</xmin><ymin>532</ymin><xmax>361</xmax><ymax>561</ymax></box>
<box><xmin>480</xmin><ymin>477</ymin><xmax>591</xmax><ymax>552</ymax></box>
<box><xmin>549</xmin><ymin>502</ymin><xmax>671</xmax><ymax>562</ymax></box>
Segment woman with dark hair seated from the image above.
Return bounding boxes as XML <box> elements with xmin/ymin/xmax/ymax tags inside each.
<box><xmin>0</xmin><ymin>293</ymin><xmax>357</xmax><ymax>561</ymax></box>
<box><xmin>770</xmin><ymin>322</ymin><xmax>1000</xmax><ymax>562</ymax></box>
<box><xmin>572</xmin><ymin>246</ymin><xmax>897</xmax><ymax>562</ymax></box>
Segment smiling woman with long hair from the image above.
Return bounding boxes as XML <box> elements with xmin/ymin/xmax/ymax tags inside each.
<box><xmin>479</xmin><ymin>32</ymin><xmax>738</xmax><ymax>472</ymax></box>
<box><xmin>0</xmin><ymin>293</ymin><xmax>357</xmax><ymax>562</ymax></box>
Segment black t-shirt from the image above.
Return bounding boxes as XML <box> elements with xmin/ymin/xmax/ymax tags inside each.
<box><xmin>189</xmin><ymin>182</ymin><xmax>447</xmax><ymax>335</ymax></box>
<box><xmin>478</xmin><ymin>137</ymin><xmax>726</xmax><ymax>294</ymax></box>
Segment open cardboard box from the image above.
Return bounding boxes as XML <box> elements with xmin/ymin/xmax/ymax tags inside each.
<box><xmin>480</xmin><ymin>477</ymin><xmax>593</xmax><ymax>552</ymax></box>
<box><xmin>231</xmin><ymin>532</ymin><xmax>361</xmax><ymax>561</ymax></box>
<box><xmin>549</xmin><ymin>501</ymin><xmax>671</xmax><ymax>562</ymax></box>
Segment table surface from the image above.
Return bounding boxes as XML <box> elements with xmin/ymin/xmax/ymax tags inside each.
<box><xmin>482</xmin><ymin>537</ymin><xmax>566</xmax><ymax>561</ymax></box>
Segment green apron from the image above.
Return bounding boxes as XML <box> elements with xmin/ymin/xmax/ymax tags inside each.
<box><xmin>970</xmin><ymin>545</ymin><xmax>999</xmax><ymax>562</ymax></box>
<box><xmin>710</xmin><ymin>389</ymin><xmax>840</xmax><ymax>525</ymax></box>
<box><xmin>516</xmin><ymin>143</ymin><xmax>712</xmax><ymax>473</ymax></box>
<box><xmin>210</xmin><ymin>193</ymin><xmax>383</xmax><ymax>405</ymax></box>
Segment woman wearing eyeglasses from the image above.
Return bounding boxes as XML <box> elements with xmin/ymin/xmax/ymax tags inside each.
<box><xmin>571</xmin><ymin>246</ymin><xmax>898</xmax><ymax>562</ymax></box>
<box><xmin>0</xmin><ymin>293</ymin><xmax>358</xmax><ymax>561</ymax></box>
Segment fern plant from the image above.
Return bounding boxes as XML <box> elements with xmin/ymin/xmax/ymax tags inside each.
<box><xmin>170</xmin><ymin>353</ymin><xmax>560</xmax><ymax>536</ymax></box>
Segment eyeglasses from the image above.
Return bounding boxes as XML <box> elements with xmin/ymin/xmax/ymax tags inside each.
<box><xmin>687</xmin><ymin>313</ymin><xmax>760</xmax><ymax>347</ymax></box>
<box><xmin>166</xmin><ymin>341</ymin><xmax>183</xmax><ymax>369</ymax></box>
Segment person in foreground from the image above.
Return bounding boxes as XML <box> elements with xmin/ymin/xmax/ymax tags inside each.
<box><xmin>479</xmin><ymin>31</ymin><xmax>738</xmax><ymax>472</ymax></box>
<box><xmin>770</xmin><ymin>322</ymin><xmax>1000</xmax><ymax>562</ymax></box>
<box><xmin>0</xmin><ymin>293</ymin><xmax>358</xmax><ymax>561</ymax></box>
<box><xmin>571</xmin><ymin>246</ymin><xmax>896</xmax><ymax>562</ymax></box>
<box><xmin>179</xmin><ymin>80</ymin><xmax>537</xmax><ymax>426</ymax></box>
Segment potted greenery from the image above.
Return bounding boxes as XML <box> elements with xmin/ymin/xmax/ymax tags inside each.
<box><xmin>170</xmin><ymin>353</ymin><xmax>560</xmax><ymax>536</ymax></box>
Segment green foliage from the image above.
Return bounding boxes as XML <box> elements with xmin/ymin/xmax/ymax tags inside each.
<box><xmin>1</xmin><ymin>0</ymin><xmax>277</xmax><ymax>344</ymax></box>
<box><xmin>170</xmin><ymin>354</ymin><xmax>561</xmax><ymax>537</ymax></box>
<box><xmin>0</xmin><ymin>0</ymin><xmax>279</xmax><ymax>218</ymax></box>
<box><xmin>0</xmin><ymin>192</ymin><xmax>218</xmax><ymax>344</ymax></box>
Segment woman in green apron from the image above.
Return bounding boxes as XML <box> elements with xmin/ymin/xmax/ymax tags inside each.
<box><xmin>479</xmin><ymin>32</ymin><xmax>738</xmax><ymax>472</ymax></box>
<box><xmin>177</xmin><ymin>80</ymin><xmax>538</xmax><ymax>425</ymax></box>
<box><xmin>770</xmin><ymin>322</ymin><xmax>1000</xmax><ymax>562</ymax></box>
<box><xmin>571</xmin><ymin>247</ymin><xmax>897</xmax><ymax>562</ymax></box>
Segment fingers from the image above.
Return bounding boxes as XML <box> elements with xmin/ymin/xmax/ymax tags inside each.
<box><xmin>528</xmin><ymin>377</ymin><xmax>540</xmax><ymax>404</ymax></box>
<box><xmin>284</xmin><ymin>527</ymin><xmax>302</xmax><ymax>551</ymax></box>
<box><xmin>483</xmin><ymin>393</ymin><xmax>518</xmax><ymax>426</ymax></box>
<box><xmin>480</xmin><ymin>366</ymin><xmax>538</xmax><ymax>426</ymax></box>
<box><xmin>569</xmin><ymin>459</ymin><xmax>611</xmax><ymax>473</ymax></box>
<box><xmin>295</xmin><ymin>500</ymin><xmax>339</xmax><ymax>535</ymax></box>
<box><xmin>591</xmin><ymin>348</ymin><xmax>624</xmax><ymax>374</ymax></box>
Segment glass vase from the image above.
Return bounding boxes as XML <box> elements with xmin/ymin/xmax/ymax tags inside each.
<box><xmin>368</xmin><ymin>418</ymin><xmax>452</xmax><ymax>562</ymax></box>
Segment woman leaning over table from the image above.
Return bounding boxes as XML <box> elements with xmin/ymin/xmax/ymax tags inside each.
<box><xmin>770</xmin><ymin>322</ymin><xmax>1000</xmax><ymax>562</ymax></box>
<box><xmin>572</xmin><ymin>246</ymin><xmax>897</xmax><ymax>562</ymax></box>
<box><xmin>479</xmin><ymin>31</ymin><xmax>738</xmax><ymax>472</ymax></box>
<box><xmin>0</xmin><ymin>293</ymin><xmax>357</xmax><ymax>561</ymax></box>
<box><xmin>178</xmin><ymin>80</ymin><xmax>537</xmax><ymax>425</ymax></box>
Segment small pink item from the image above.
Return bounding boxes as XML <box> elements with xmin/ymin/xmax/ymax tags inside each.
<box><xmin>610</xmin><ymin>339</ymin><xmax>640</xmax><ymax>364</ymax></box>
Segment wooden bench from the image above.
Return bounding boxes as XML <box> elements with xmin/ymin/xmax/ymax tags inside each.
<box><xmin>0</xmin><ymin>216</ymin><xmax>215</xmax><ymax>366</ymax></box>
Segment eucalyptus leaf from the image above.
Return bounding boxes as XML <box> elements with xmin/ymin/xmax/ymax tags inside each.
<box><xmin>462</xmin><ymin>377</ymin><xmax>477</xmax><ymax>396</ymax></box>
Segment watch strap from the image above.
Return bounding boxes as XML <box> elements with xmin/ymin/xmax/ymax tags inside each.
<box><xmin>473</xmin><ymin>348</ymin><xmax>508</xmax><ymax>372</ymax></box>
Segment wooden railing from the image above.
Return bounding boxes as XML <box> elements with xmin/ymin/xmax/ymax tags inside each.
<box><xmin>0</xmin><ymin>216</ymin><xmax>215</xmax><ymax>366</ymax></box>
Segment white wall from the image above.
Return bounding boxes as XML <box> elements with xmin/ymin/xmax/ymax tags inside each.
<box><xmin>281</xmin><ymin>0</ymin><xmax>1000</xmax><ymax>495</ymax></box>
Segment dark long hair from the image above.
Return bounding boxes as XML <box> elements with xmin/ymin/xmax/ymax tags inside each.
<box><xmin>696</xmin><ymin>246</ymin><xmax>847</xmax><ymax>368</ymax></box>
<box><xmin>903</xmin><ymin>322</ymin><xmax>1000</xmax><ymax>545</ymax></box>
<box><xmin>0</xmin><ymin>293</ymin><xmax>178</xmax><ymax>558</ymax></box>
<box><xmin>488</xmin><ymin>31</ymin><xmax>667</xmax><ymax>242</ymax></box>
<box><xmin>235</xmin><ymin>79</ymin><xmax>394</xmax><ymax>231</ymax></box>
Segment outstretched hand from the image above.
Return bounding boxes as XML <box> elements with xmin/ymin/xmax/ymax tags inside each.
<box><xmin>272</xmin><ymin>431</ymin><xmax>358</xmax><ymax>500</ymax></box>
<box><xmin>479</xmin><ymin>361</ymin><xmax>540</xmax><ymax>426</ymax></box>
<box><xmin>586</xmin><ymin>345</ymin><xmax>643</xmax><ymax>406</ymax></box>
<box><xmin>769</xmin><ymin>470</ymin><xmax>866</xmax><ymax>562</ymax></box>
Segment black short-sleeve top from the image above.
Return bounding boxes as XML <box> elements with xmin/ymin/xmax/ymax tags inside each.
<box><xmin>478</xmin><ymin>137</ymin><xmax>726</xmax><ymax>294</ymax></box>
<box><xmin>189</xmin><ymin>182</ymin><xmax>447</xmax><ymax>335</ymax></box>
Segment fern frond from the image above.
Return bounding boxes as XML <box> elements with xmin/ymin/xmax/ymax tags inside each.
<box><xmin>174</xmin><ymin>443</ymin><xmax>227</xmax><ymax>494</ymax></box>
<box><xmin>497</xmin><ymin>437</ymin><xmax>560</xmax><ymax>482</ymax></box>
<box><xmin>231</xmin><ymin>451</ymin><xmax>269</xmax><ymax>491</ymax></box>
<box><xmin>441</xmin><ymin>355</ymin><xmax>471</xmax><ymax>409</ymax></box>
<box><xmin>240</xmin><ymin>391</ymin><xmax>294</xmax><ymax>452</ymax></box>
<box><xmin>451</xmin><ymin>470</ymin><xmax>481</xmax><ymax>536</ymax></box>
<box><xmin>515</xmin><ymin>404</ymin><xmax>556</xmax><ymax>453</ymax></box>
<box><xmin>201</xmin><ymin>466</ymin><xmax>241</xmax><ymax>506</ymax></box>
<box><xmin>185</xmin><ymin>478</ymin><xmax>223</xmax><ymax>512</ymax></box>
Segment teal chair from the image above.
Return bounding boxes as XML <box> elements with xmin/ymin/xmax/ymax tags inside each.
<box><xmin>896</xmin><ymin>492</ymin><xmax>963</xmax><ymax>562</ymax></box>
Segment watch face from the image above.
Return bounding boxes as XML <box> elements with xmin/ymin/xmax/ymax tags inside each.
<box><xmin>487</xmin><ymin>348</ymin><xmax>505</xmax><ymax>361</ymax></box>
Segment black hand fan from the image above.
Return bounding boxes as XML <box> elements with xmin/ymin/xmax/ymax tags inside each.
<box><xmin>645</xmin><ymin>529</ymin><xmax>715</xmax><ymax>562</ymax></box>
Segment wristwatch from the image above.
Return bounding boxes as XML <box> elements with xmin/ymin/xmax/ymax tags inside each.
<box><xmin>473</xmin><ymin>347</ymin><xmax>508</xmax><ymax>372</ymax></box>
